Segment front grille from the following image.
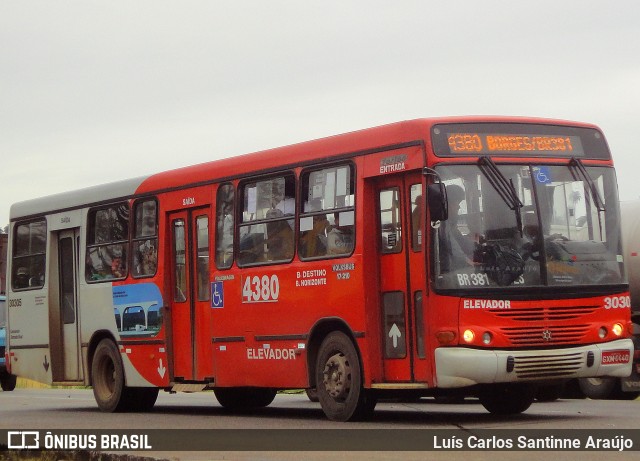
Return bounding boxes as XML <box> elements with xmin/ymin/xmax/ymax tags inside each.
<box><xmin>513</xmin><ymin>352</ymin><xmax>585</xmax><ymax>379</ymax></box>
<box><xmin>502</xmin><ymin>324</ymin><xmax>590</xmax><ymax>346</ymax></box>
<box><xmin>493</xmin><ymin>306</ymin><xmax>597</xmax><ymax>322</ymax></box>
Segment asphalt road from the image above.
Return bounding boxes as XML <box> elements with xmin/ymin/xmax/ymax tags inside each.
<box><xmin>1</xmin><ymin>389</ymin><xmax>639</xmax><ymax>461</ymax></box>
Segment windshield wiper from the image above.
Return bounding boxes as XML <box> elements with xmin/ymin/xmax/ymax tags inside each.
<box><xmin>478</xmin><ymin>156</ymin><xmax>524</xmax><ymax>237</ymax></box>
<box><xmin>569</xmin><ymin>157</ymin><xmax>606</xmax><ymax>239</ymax></box>
<box><xmin>569</xmin><ymin>157</ymin><xmax>606</xmax><ymax>212</ymax></box>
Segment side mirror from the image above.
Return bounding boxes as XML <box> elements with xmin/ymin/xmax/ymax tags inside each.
<box><xmin>427</xmin><ymin>183</ymin><xmax>448</xmax><ymax>222</ymax></box>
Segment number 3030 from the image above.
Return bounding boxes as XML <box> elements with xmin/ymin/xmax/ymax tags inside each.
<box><xmin>603</xmin><ymin>295</ymin><xmax>630</xmax><ymax>309</ymax></box>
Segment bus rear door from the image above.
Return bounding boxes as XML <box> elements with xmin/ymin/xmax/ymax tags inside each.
<box><xmin>168</xmin><ymin>208</ymin><xmax>214</xmax><ymax>384</ymax></box>
<box><xmin>55</xmin><ymin>228</ymin><xmax>81</xmax><ymax>382</ymax></box>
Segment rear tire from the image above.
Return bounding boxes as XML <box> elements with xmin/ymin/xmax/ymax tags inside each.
<box><xmin>92</xmin><ymin>338</ymin><xmax>148</xmax><ymax>412</ymax></box>
<box><xmin>479</xmin><ymin>383</ymin><xmax>536</xmax><ymax>415</ymax></box>
<box><xmin>315</xmin><ymin>331</ymin><xmax>376</xmax><ymax>421</ymax></box>
<box><xmin>1</xmin><ymin>374</ymin><xmax>17</xmax><ymax>392</ymax></box>
<box><xmin>129</xmin><ymin>387</ymin><xmax>159</xmax><ymax>411</ymax></box>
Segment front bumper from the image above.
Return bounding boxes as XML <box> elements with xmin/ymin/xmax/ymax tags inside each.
<box><xmin>435</xmin><ymin>338</ymin><xmax>634</xmax><ymax>388</ymax></box>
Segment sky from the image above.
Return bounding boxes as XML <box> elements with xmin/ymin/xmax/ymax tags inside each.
<box><xmin>2</xmin><ymin>0</ymin><xmax>640</xmax><ymax>229</ymax></box>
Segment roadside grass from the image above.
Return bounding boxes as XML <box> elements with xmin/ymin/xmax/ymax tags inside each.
<box><xmin>0</xmin><ymin>448</ymin><xmax>170</xmax><ymax>461</ymax></box>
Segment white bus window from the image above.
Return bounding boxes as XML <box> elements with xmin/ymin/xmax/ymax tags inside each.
<box><xmin>12</xmin><ymin>219</ymin><xmax>46</xmax><ymax>290</ymax></box>
<box><xmin>86</xmin><ymin>203</ymin><xmax>129</xmax><ymax>282</ymax></box>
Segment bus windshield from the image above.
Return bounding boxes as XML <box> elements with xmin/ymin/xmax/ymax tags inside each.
<box><xmin>432</xmin><ymin>162</ymin><xmax>625</xmax><ymax>290</ymax></box>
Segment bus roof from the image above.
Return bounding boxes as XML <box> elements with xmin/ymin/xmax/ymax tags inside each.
<box><xmin>9</xmin><ymin>116</ymin><xmax>600</xmax><ymax>222</ymax></box>
<box><xmin>137</xmin><ymin>116</ymin><xmax>600</xmax><ymax>194</ymax></box>
<box><xmin>10</xmin><ymin>175</ymin><xmax>148</xmax><ymax>221</ymax></box>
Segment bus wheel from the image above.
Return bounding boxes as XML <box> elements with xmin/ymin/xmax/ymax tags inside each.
<box><xmin>91</xmin><ymin>339</ymin><xmax>129</xmax><ymax>412</ymax></box>
<box><xmin>316</xmin><ymin>331</ymin><xmax>376</xmax><ymax>421</ymax></box>
<box><xmin>305</xmin><ymin>388</ymin><xmax>319</xmax><ymax>402</ymax></box>
<box><xmin>1</xmin><ymin>374</ymin><xmax>17</xmax><ymax>392</ymax></box>
<box><xmin>535</xmin><ymin>383</ymin><xmax>564</xmax><ymax>402</ymax></box>
<box><xmin>214</xmin><ymin>388</ymin><xmax>277</xmax><ymax>409</ymax></box>
<box><xmin>129</xmin><ymin>388</ymin><xmax>159</xmax><ymax>411</ymax></box>
<box><xmin>479</xmin><ymin>383</ymin><xmax>536</xmax><ymax>415</ymax></box>
<box><xmin>578</xmin><ymin>377</ymin><xmax>616</xmax><ymax>399</ymax></box>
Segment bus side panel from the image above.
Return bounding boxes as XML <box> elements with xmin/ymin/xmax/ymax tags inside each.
<box><xmin>210</xmin><ymin>254</ymin><xmax>367</xmax><ymax>388</ymax></box>
<box><xmin>89</xmin><ymin>195</ymin><xmax>171</xmax><ymax>389</ymax></box>
<box><xmin>103</xmin><ymin>281</ymin><xmax>170</xmax><ymax>388</ymax></box>
<box><xmin>6</xmin><ymin>287</ymin><xmax>52</xmax><ymax>384</ymax></box>
<box><xmin>6</xmin><ymin>225</ymin><xmax>52</xmax><ymax>385</ymax></box>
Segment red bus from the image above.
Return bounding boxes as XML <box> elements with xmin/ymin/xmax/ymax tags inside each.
<box><xmin>5</xmin><ymin>117</ymin><xmax>634</xmax><ymax>420</ymax></box>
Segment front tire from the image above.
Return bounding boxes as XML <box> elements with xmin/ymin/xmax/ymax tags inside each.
<box><xmin>315</xmin><ymin>331</ymin><xmax>376</xmax><ymax>421</ymax></box>
<box><xmin>535</xmin><ymin>383</ymin><xmax>564</xmax><ymax>402</ymax></box>
<box><xmin>305</xmin><ymin>388</ymin><xmax>319</xmax><ymax>402</ymax></box>
<box><xmin>479</xmin><ymin>383</ymin><xmax>536</xmax><ymax>415</ymax></box>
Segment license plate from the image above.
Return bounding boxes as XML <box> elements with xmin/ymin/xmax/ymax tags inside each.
<box><xmin>601</xmin><ymin>350</ymin><xmax>631</xmax><ymax>365</ymax></box>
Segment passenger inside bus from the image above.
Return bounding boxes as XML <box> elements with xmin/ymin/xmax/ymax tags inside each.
<box><xmin>440</xmin><ymin>185</ymin><xmax>476</xmax><ymax>272</ymax></box>
<box><xmin>300</xmin><ymin>214</ymin><xmax>329</xmax><ymax>258</ymax></box>
<box><xmin>299</xmin><ymin>199</ymin><xmax>330</xmax><ymax>258</ymax></box>
<box><xmin>14</xmin><ymin>267</ymin><xmax>30</xmax><ymax>289</ymax></box>
<box><xmin>133</xmin><ymin>240</ymin><xmax>157</xmax><ymax>277</ymax></box>
<box><xmin>265</xmin><ymin>208</ymin><xmax>294</xmax><ymax>261</ymax></box>
<box><xmin>327</xmin><ymin>213</ymin><xmax>353</xmax><ymax>255</ymax></box>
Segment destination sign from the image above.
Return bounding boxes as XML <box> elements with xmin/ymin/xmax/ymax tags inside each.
<box><xmin>431</xmin><ymin>123</ymin><xmax>610</xmax><ymax>159</ymax></box>
<box><xmin>446</xmin><ymin>133</ymin><xmax>584</xmax><ymax>156</ymax></box>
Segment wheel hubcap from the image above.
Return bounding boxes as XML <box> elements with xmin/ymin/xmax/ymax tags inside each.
<box><xmin>323</xmin><ymin>352</ymin><xmax>351</xmax><ymax>401</ymax></box>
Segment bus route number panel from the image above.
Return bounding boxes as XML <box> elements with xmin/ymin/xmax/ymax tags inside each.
<box><xmin>431</xmin><ymin>123</ymin><xmax>611</xmax><ymax>159</ymax></box>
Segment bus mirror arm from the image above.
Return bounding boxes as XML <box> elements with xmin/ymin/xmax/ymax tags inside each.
<box><xmin>423</xmin><ymin>167</ymin><xmax>448</xmax><ymax>222</ymax></box>
<box><xmin>427</xmin><ymin>182</ymin><xmax>448</xmax><ymax>222</ymax></box>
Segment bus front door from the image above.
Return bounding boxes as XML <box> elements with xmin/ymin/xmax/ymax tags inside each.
<box><xmin>54</xmin><ymin>229</ymin><xmax>81</xmax><ymax>382</ymax></box>
<box><xmin>168</xmin><ymin>209</ymin><xmax>214</xmax><ymax>384</ymax></box>
<box><xmin>375</xmin><ymin>172</ymin><xmax>428</xmax><ymax>383</ymax></box>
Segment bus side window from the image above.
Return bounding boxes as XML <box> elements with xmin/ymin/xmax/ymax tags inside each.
<box><xmin>215</xmin><ymin>184</ymin><xmax>234</xmax><ymax>269</ymax></box>
<box><xmin>195</xmin><ymin>215</ymin><xmax>210</xmax><ymax>301</ymax></box>
<box><xmin>12</xmin><ymin>219</ymin><xmax>47</xmax><ymax>290</ymax></box>
<box><xmin>410</xmin><ymin>184</ymin><xmax>422</xmax><ymax>251</ymax></box>
<box><xmin>132</xmin><ymin>199</ymin><xmax>158</xmax><ymax>278</ymax></box>
<box><xmin>298</xmin><ymin>164</ymin><xmax>355</xmax><ymax>259</ymax></box>
<box><xmin>238</xmin><ymin>174</ymin><xmax>295</xmax><ymax>266</ymax></box>
<box><xmin>86</xmin><ymin>203</ymin><xmax>130</xmax><ymax>282</ymax></box>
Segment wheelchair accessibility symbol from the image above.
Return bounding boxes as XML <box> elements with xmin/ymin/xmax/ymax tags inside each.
<box><xmin>211</xmin><ymin>281</ymin><xmax>224</xmax><ymax>308</ymax></box>
<box><xmin>534</xmin><ymin>166</ymin><xmax>552</xmax><ymax>184</ymax></box>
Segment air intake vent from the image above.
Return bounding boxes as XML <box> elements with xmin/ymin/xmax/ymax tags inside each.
<box><xmin>493</xmin><ymin>306</ymin><xmax>597</xmax><ymax>322</ymax></box>
<box><xmin>513</xmin><ymin>352</ymin><xmax>584</xmax><ymax>379</ymax></box>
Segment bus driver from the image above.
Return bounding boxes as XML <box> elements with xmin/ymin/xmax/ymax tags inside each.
<box><xmin>440</xmin><ymin>185</ymin><xmax>476</xmax><ymax>272</ymax></box>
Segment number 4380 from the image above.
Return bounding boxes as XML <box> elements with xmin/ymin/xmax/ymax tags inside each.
<box><xmin>242</xmin><ymin>275</ymin><xmax>280</xmax><ymax>303</ymax></box>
